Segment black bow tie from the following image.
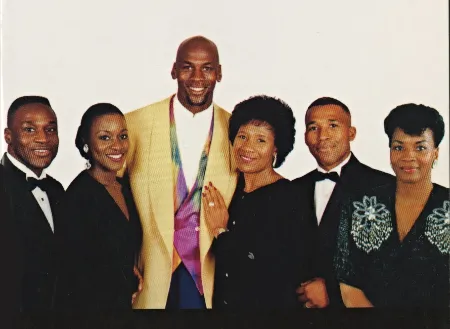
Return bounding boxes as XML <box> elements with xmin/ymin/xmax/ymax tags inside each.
<box><xmin>27</xmin><ymin>177</ymin><xmax>51</xmax><ymax>192</ymax></box>
<box><xmin>314</xmin><ymin>171</ymin><xmax>340</xmax><ymax>183</ymax></box>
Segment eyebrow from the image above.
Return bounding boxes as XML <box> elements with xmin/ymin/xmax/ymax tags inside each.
<box><xmin>22</xmin><ymin>120</ymin><xmax>57</xmax><ymax>125</ymax></box>
<box><xmin>306</xmin><ymin>119</ymin><xmax>339</xmax><ymax>126</ymax></box>
<box><xmin>97</xmin><ymin>129</ymin><xmax>128</xmax><ymax>133</ymax></box>
<box><xmin>392</xmin><ymin>139</ymin><xmax>428</xmax><ymax>144</ymax></box>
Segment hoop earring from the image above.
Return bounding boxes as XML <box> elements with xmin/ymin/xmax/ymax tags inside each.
<box><xmin>85</xmin><ymin>160</ymin><xmax>91</xmax><ymax>169</ymax></box>
<box><xmin>272</xmin><ymin>153</ymin><xmax>277</xmax><ymax>167</ymax></box>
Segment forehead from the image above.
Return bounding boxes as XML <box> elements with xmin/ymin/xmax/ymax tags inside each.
<box><xmin>305</xmin><ymin>104</ymin><xmax>350</xmax><ymax>124</ymax></box>
<box><xmin>238</xmin><ymin>121</ymin><xmax>274</xmax><ymax>135</ymax></box>
<box><xmin>90</xmin><ymin>114</ymin><xmax>126</xmax><ymax>131</ymax></box>
<box><xmin>177</xmin><ymin>42</ymin><xmax>219</xmax><ymax>63</ymax></box>
<box><xmin>12</xmin><ymin>103</ymin><xmax>56</xmax><ymax>124</ymax></box>
<box><xmin>392</xmin><ymin>128</ymin><xmax>435</xmax><ymax>143</ymax></box>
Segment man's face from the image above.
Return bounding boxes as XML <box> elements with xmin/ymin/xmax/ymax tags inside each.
<box><xmin>171</xmin><ymin>41</ymin><xmax>222</xmax><ymax>113</ymax></box>
<box><xmin>304</xmin><ymin>104</ymin><xmax>356</xmax><ymax>171</ymax></box>
<box><xmin>4</xmin><ymin>103</ymin><xmax>59</xmax><ymax>176</ymax></box>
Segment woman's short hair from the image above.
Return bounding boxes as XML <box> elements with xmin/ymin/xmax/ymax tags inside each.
<box><xmin>384</xmin><ymin>103</ymin><xmax>445</xmax><ymax>147</ymax></box>
<box><xmin>229</xmin><ymin>95</ymin><xmax>296</xmax><ymax>168</ymax></box>
<box><xmin>75</xmin><ymin>103</ymin><xmax>124</xmax><ymax>160</ymax></box>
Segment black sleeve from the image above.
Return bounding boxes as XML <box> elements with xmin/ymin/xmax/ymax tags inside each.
<box><xmin>334</xmin><ymin>193</ymin><xmax>366</xmax><ymax>290</ymax></box>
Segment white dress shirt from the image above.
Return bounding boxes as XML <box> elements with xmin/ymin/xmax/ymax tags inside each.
<box><xmin>173</xmin><ymin>95</ymin><xmax>214</xmax><ymax>191</ymax></box>
<box><xmin>314</xmin><ymin>153</ymin><xmax>351</xmax><ymax>225</ymax></box>
<box><xmin>7</xmin><ymin>153</ymin><xmax>55</xmax><ymax>232</ymax></box>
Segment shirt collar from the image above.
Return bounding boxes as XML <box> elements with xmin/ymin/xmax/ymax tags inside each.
<box><xmin>317</xmin><ymin>152</ymin><xmax>352</xmax><ymax>176</ymax></box>
<box><xmin>173</xmin><ymin>94</ymin><xmax>213</xmax><ymax>118</ymax></box>
<box><xmin>7</xmin><ymin>152</ymin><xmax>47</xmax><ymax>179</ymax></box>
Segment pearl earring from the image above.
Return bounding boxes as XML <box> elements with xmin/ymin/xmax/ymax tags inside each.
<box><xmin>83</xmin><ymin>144</ymin><xmax>89</xmax><ymax>153</ymax></box>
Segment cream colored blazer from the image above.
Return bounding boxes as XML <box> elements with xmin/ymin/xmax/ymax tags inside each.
<box><xmin>124</xmin><ymin>96</ymin><xmax>238</xmax><ymax>309</ymax></box>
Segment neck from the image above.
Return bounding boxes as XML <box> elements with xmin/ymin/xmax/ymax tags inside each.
<box><xmin>88</xmin><ymin>166</ymin><xmax>118</xmax><ymax>186</ymax></box>
<box><xmin>396</xmin><ymin>177</ymin><xmax>433</xmax><ymax>199</ymax></box>
<box><xmin>243</xmin><ymin>167</ymin><xmax>282</xmax><ymax>193</ymax></box>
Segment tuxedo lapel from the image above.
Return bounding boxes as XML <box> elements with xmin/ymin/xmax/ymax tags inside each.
<box><xmin>146</xmin><ymin>98</ymin><xmax>175</xmax><ymax>259</ymax></box>
<box><xmin>1</xmin><ymin>154</ymin><xmax>55</xmax><ymax>238</ymax></box>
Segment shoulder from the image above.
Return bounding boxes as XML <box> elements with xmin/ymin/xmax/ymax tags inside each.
<box><xmin>214</xmin><ymin>103</ymin><xmax>231</xmax><ymax>118</ymax></box>
<box><xmin>65</xmin><ymin>171</ymin><xmax>99</xmax><ymax>197</ymax></box>
<box><xmin>344</xmin><ymin>156</ymin><xmax>395</xmax><ymax>191</ymax></box>
<box><xmin>125</xmin><ymin>96</ymin><xmax>172</xmax><ymax>124</ymax></box>
<box><xmin>46</xmin><ymin>175</ymin><xmax>65</xmax><ymax>192</ymax></box>
<box><xmin>432</xmin><ymin>183</ymin><xmax>449</xmax><ymax>198</ymax></box>
<box><xmin>291</xmin><ymin>170</ymin><xmax>316</xmax><ymax>185</ymax></box>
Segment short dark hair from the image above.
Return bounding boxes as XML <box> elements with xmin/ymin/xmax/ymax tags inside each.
<box><xmin>384</xmin><ymin>103</ymin><xmax>445</xmax><ymax>147</ymax></box>
<box><xmin>306</xmin><ymin>97</ymin><xmax>351</xmax><ymax>115</ymax></box>
<box><xmin>7</xmin><ymin>96</ymin><xmax>52</xmax><ymax>127</ymax></box>
<box><xmin>75</xmin><ymin>103</ymin><xmax>124</xmax><ymax>160</ymax></box>
<box><xmin>229</xmin><ymin>95</ymin><xmax>296</xmax><ymax>168</ymax></box>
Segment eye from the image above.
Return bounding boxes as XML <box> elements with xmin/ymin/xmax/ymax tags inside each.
<box><xmin>99</xmin><ymin>135</ymin><xmax>110</xmax><ymax>141</ymax></box>
<box><xmin>24</xmin><ymin>127</ymin><xmax>35</xmax><ymax>133</ymax></box>
<box><xmin>182</xmin><ymin>65</ymin><xmax>192</xmax><ymax>70</ymax></box>
<box><xmin>257</xmin><ymin>138</ymin><xmax>266</xmax><ymax>143</ymax></box>
<box><xmin>392</xmin><ymin>145</ymin><xmax>402</xmax><ymax>151</ymax></box>
<box><xmin>120</xmin><ymin>134</ymin><xmax>128</xmax><ymax>140</ymax></box>
<box><xmin>202</xmin><ymin>66</ymin><xmax>213</xmax><ymax>72</ymax></box>
<box><xmin>307</xmin><ymin>126</ymin><xmax>317</xmax><ymax>132</ymax></box>
<box><xmin>330</xmin><ymin>123</ymin><xmax>338</xmax><ymax>128</ymax></box>
<box><xmin>417</xmin><ymin>145</ymin><xmax>427</xmax><ymax>151</ymax></box>
<box><xmin>236</xmin><ymin>134</ymin><xmax>246</xmax><ymax>140</ymax></box>
<box><xmin>46</xmin><ymin>127</ymin><xmax>57</xmax><ymax>133</ymax></box>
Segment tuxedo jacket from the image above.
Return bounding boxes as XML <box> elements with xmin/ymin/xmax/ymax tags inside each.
<box><xmin>1</xmin><ymin>153</ymin><xmax>65</xmax><ymax>311</ymax></box>
<box><xmin>123</xmin><ymin>96</ymin><xmax>239</xmax><ymax>309</ymax></box>
<box><xmin>291</xmin><ymin>154</ymin><xmax>394</xmax><ymax>307</ymax></box>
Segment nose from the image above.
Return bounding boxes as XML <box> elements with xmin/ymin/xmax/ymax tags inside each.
<box><xmin>111</xmin><ymin>137</ymin><xmax>127</xmax><ymax>152</ymax></box>
<box><xmin>318</xmin><ymin>127</ymin><xmax>330</xmax><ymax>141</ymax></box>
<box><xmin>401</xmin><ymin>147</ymin><xmax>416</xmax><ymax>161</ymax></box>
<box><xmin>34</xmin><ymin>129</ymin><xmax>48</xmax><ymax>143</ymax></box>
<box><xmin>191</xmin><ymin>67</ymin><xmax>205</xmax><ymax>81</ymax></box>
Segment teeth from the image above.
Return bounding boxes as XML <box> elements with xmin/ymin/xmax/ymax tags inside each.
<box><xmin>108</xmin><ymin>154</ymin><xmax>122</xmax><ymax>159</ymax></box>
<box><xmin>190</xmin><ymin>87</ymin><xmax>205</xmax><ymax>92</ymax></box>
<box><xmin>34</xmin><ymin>150</ymin><xmax>49</xmax><ymax>154</ymax></box>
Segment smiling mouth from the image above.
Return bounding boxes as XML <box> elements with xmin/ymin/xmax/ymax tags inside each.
<box><xmin>239</xmin><ymin>154</ymin><xmax>256</xmax><ymax>163</ymax></box>
<box><xmin>401</xmin><ymin>167</ymin><xmax>418</xmax><ymax>173</ymax></box>
<box><xmin>107</xmin><ymin>154</ymin><xmax>124</xmax><ymax>162</ymax></box>
<box><xmin>188</xmin><ymin>86</ymin><xmax>207</xmax><ymax>94</ymax></box>
<box><xmin>32</xmin><ymin>149</ymin><xmax>51</xmax><ymax>157</ymax></box>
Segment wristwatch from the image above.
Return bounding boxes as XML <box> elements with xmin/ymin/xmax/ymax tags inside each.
<box><xmin>215</xmin><ymin>227</ymin><xmax>228</xmax><ymax>238</ymax></box>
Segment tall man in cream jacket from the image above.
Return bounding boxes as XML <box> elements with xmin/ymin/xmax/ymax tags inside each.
<box><xmin>124</xmin><ymin>36</ymin><xmax>238</xmax><ymax>309</ymax></box>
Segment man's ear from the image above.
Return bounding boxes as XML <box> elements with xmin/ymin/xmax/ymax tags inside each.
<box><xmin>4</xmin><ymin>128</ymin><xmax>12</xmax><ymax>145</ymax></box>
<box><xmin>171</xmin><ymin>63</ymin><xmax>177</xmax><ymax>80</ymax></box>
<box><xmin>349</xmin><ymin>126</ymin><xmax>356</xmax><ymax>142</ymax></box>
<box><xmin>216</xmin><ymin>64</ymin><xmax>222</xmax><ymax>82</ymax></box>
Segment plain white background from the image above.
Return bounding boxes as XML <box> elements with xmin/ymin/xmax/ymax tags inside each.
<box><xmin>1</xmin><ymin>0</ymin><xmax>448</xmax><ymax>188</ymax></box>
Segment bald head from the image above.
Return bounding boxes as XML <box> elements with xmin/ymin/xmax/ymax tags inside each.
<box><xmin>176</xmin><ymin>36</ymin><xmax>220</xmax><ymax>63</ymax></box>
<box><xmin>171</xmin><ymin>36</ymin><xmax>222</xmax><ymax>114</ymax></box>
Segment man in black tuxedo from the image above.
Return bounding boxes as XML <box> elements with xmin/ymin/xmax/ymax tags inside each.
<box><xmin>1</xmin><ymin>96</ymin><xmax>65</xmax><ymax>311</ymax></box>
<box><xmin>293</xmin><ymin>97</ymin><xmax>394</xmax><ymax>308</ymax></box>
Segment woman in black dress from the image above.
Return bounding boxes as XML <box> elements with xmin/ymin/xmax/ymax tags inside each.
<box><xmin>202</xmin><ymin>95</ymin><xmax>315</xmax><ymax>308</ymax></box>
<box><xmin>57</xmin><ymin>103</ymin><xmax>142</xmax><ymax>310</ymax></box>
<box><xmin>336</xmin><ymin>103</ymin><xmax>449</xmax><ymax>307</ymax></box>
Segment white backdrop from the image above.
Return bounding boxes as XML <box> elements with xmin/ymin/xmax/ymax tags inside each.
<box><xmin>1</xmin><ymin>0</ymin><xmax>448</xmax><ymax>188</ymax></box>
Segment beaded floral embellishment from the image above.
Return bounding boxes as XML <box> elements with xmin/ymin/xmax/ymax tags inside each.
<box><xmin>351</xmin><ymin>196</ymin><xmax>392</xmax><ymax>253</ymax></box>
<box><xmin>425</xmin><ymin>200</ymin><xmax>449</xmax><ymax>254</ymax></box>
